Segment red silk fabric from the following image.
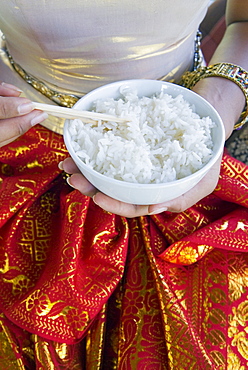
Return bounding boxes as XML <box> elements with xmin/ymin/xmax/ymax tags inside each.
<box><xmin>0</xmin><ymin>124</ymin><xmax>247</xmax><ymax>368</ymax></box>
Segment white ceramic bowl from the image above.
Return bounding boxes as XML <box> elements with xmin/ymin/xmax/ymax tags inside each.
<box><xmin>63</xmin><ymin>79</ymin><xmax>225</xmax><ymax>205</ymax></box>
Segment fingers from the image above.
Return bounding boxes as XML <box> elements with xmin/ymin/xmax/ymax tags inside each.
<box><xmin>60</xmin><ymin>158</ymin><xmax>150</xmax><ymax>216</ymax></box>
<box><xmin>67</xmin><ymin>173</ymin><xmax>97</xmax><ymax>197</ymax></box>
<box><xmin>0</xmin><ymin>96</ymin><xmax>35</xmax><ymax>119</ymax></box>
<box><xmin>0</xmin><ymin>82</ymin><xmax>49</xmax><ymax>147</ymax></box>
<box><xmin>0</xmin><ymin>82</ymin><xmax>23</xmax><ymax>97</ymax></box>
<box><xmin>60</xmin><ymin>158</ymin><xmax>97</xmax><ymax>196</ymax></box>
<box><xmin>149</xmin><ymin>154</ymin><xmax>223</xmax><ymax>214</ymax></box>
<box><xmin>93</xmin><ymin>192</ymin><xmax>149</xmax><ymax>217</ymax></box>
<box><xmin>59</xmin><ymin>157</ymin><xmax>81</xmax><ymax>174</ymax></box>
<box><xmin>60</xmin><ymin>154</ymin><xmax>223</xmax><ymax>217</ymax></box>
<box><xmin>0</xmin><ymin>110</ymin><xmax>48</xmax><ymax>147</ymax></box>
<box><xmin>0</xmin><ymin>81</ymin><xmax>46</xmax><ymax>121</ymax></box>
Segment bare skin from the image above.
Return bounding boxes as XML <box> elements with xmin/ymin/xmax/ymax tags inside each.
<box><xmin>61</xmin><ymin>0</ymin><xmax>248</xmax><ymax>216</ymax></box>
<box><xmin>0</xmin><ymin>82</ymin><xmax>47</xmax><ymax>147</ymax></box>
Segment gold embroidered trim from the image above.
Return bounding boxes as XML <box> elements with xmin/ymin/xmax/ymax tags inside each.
<box><xmin>4</xmin><ymin>47</ymin><xmax>80</xmax><ymax>108</ymax></box>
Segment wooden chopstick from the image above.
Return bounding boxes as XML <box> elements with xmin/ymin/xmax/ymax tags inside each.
<box><xmin>32</xmin><ymin>102</ymin><xmax>129</xmax><ymax>124</ymax></box>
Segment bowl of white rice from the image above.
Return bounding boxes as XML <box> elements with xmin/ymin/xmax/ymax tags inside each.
<box><xmin>63</xmin><ymin>79</ymin><xmax>225</xmax><ymax>205</ymax></box>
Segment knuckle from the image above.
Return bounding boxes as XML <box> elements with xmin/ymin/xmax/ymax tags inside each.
<box><xmin>170</xmin><ymin>206</ymin><xmax>186</xmax><ymax>213</ymax></box>
<box><xmin>167</xmin><ymin>200</ymin><xmax>189</xmax><ymax>213</ymax></box>
<box><xmin>10</xmin><ymin>116</ymin><xmax>30</xmax><ymax>138</ymax></box>
<box><xmin>16</xmin><ymin>120</ymin><xmax>26</xmax><ymax>136</ymax></box>
<box><xmin>0</xmin><ymin>97</ymin><xmax>9</xmax><ymax>119</ymax></box>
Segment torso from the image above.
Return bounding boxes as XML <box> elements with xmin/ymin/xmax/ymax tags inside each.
<box><xmin>0</xmin><ymin>0</ymin><xmax>209</xmax><ymax>94</ymax></box>
<box><xmin>0</xmin><ymin>0</ymin><xmax>209</xmax><ymax>133</ymax></box>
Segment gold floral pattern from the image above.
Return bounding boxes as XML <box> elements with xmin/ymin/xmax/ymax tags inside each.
<box><xmin>0</xmin><ymin>125</ymin><xmax>247</xmax><ymax>368</ymax></box>
<box><xmin>178</xmin><ymin>246</ymin><xmax>199</xmax><ymax>264</ymax></box>
<box><xmin>24</xmin><ymin>290</ymin><xmax>61</xmax><ymax>316</ymax></box>
<box><xmin>65</xmin><ymin>307</ymin><xmax>90</xmax><ymax>332</ymax></box>
<box><xmin>40</xmin><ymin>192</ymin><xmax>59</xmax><ymax>214</ymax></box>
<box><xmin>229</xmin><ymin>300</ymin><xmax>248</xmax><ymax>361</ymax></box>
<box><xmin>124</xmin><ymin>291</ymin><xmax>144</xmax><ymax>315</ymax></box>
<box><xmin>12</xmin><ymin>275</ymin><xmax>31</xmax><ymax>297</ymax></box>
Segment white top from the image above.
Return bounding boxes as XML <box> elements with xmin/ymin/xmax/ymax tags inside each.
<box><xmin>0</xmin><ymin>0</ymin><xmax>209</xmax><ymax>133</ymax></box>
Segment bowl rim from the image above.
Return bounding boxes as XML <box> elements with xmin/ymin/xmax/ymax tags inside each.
<box><xmin>63</xmin><ymin>79</ymin><xmax>225</xmax><ymax>190</ymax></box>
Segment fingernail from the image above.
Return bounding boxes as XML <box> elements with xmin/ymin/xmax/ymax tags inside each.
<box><xmin>30</xmin><ymin>112</ymin><xmax>48</xmax><ymax>126</ymax></box>
<box><xmin>92</xmin><ymin>195</ymin><xmax>98</xmax><ymax>204</ymax></box>
<box><xmin>58</xmin><ymin>161</ymin><xmax>64</xmax><ymax>170</ymax></box>
<box><xmin>66</xmin><ymin>176</ymin><xmax>75</xmax><ymax>188</ymax></box>
<box><xmin>1</xmin><ymin>82</ymin><xmax>23</xmax><ymax>92</ymax></box>
<box><xmin>148</xmin><ymin>207</ymin><xmax>168</xmax><ymax>215</ymax></box>
<box><xmin>18</xmin><ymin>102</ymin><xmax>35</xmax><ymax>114</ymax></box>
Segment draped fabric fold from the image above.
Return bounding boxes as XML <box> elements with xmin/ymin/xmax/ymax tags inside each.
<box><xmin>0</xmin><ymin>125</ymin><xmax>247</xmax><ymax>369</ymax></box>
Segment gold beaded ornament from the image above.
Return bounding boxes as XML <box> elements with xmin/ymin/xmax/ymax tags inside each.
<box><xmin>181</xmin><ymin>62</ymin><xmax>248</xmax><ymax>130</ymax></box>
<box><xmin>3</xmin><ymin>32</ymin><xmax>248</xmax><ymax>130</ymax></box>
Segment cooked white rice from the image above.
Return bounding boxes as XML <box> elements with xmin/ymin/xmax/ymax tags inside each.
<box><xmin>68</xmin><ymin>89</ymin><xmax>216</xmax><ymax>184</ymax></box>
